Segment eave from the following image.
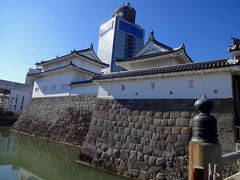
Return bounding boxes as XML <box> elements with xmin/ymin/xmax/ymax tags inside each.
<box><xmin>30</xmin><ymin>64</ymin><xmax>98</xmax><ymax>78</ymax></box>
<box><xmin>36</xmin><ymin>52</ymin><xmax>109</xmax><ymax>68</ymax></box>
<box><xmin>116</xmin><ymin>45</ymin><xmax>192</xmax><ymax>67</ymax></box>
<box><xmin>95</xmin><ymin>59</ymin><xmax>239</xmax><ymax>83</ymax></box>
<box><xmin>70</xmin><ymin>79</ymin><xmax>97</xmax><ymax>87</ymax></box>
<box><xmin>96</xmin><ymin>66</ymin><xmax>239</xmax><ymax>83</ymax></box>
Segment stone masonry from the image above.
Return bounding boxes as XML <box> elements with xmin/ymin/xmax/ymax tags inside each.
<box><xmin>12</xmin><ymin>95</ymin><xmax>96</xmax><ymax>146</ymax></box>
<box><xmin>80</xmin><ymin>98</ymin><xmax>235</xmax><ymax>179</ymax></box>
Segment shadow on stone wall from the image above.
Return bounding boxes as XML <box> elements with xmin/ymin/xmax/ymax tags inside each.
<box><xmin>80</xmin><ymin>98</ymin><xmax>235</xmax><ymax>179</ymax></box>
<box><xmin>12</xmin><ymin>95</ymin><xmax>96</xmax><ymax>146</ymax></box>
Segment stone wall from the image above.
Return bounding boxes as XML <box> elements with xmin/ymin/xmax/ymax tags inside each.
<box><xmin>80</xmin><ymin>98</ymin><xmax>235</xmax><ymax>179</ymax></box>
<box><xmin>12</xmin><ymin>95</ymin><xmax>96</xmax><ymax>146</ymax></box>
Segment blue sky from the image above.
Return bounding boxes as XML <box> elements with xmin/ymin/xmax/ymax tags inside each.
<box><xmin>0</xmin><ymin>0</ymin><xmax>239</xmax><ymax>83</ymax></box>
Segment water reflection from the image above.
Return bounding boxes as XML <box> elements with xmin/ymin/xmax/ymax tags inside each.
<box><xmin>0</xmin><ymin>127</ymin><xmax>125</xmax><ymax>180</ymax></box>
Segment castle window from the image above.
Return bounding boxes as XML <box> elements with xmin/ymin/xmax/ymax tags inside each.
<box><xmin>189</xmin><ymin>80</ymin><xmax>194</xmax><ymax>88</ymax></box>
<box><xmin>20</xmin><ymin>95</ymin><xmax>24</xmax><ymax>111</ymax></box>
<box><xmin>121</xmin><ymin>85</ymin><xmax>125</xmax><ymax>91</ymax></box>
<box><xmin>14</xmin><ymin>95</ymin><xmax>18</xmax><ymax>110</ymax></box>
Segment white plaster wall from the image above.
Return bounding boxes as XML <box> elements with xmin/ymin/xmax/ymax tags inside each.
<box><xmin>98</xmin><ymin>72</ymin><xmax>233</xmax><ymax>99</ymax></box>
<box><xmin>7</xmin><ymin>89</ymin><xmax>32</xmax><ymax>114</ymax></box>
<box><xmin>72</xmin><ymin>57</ymin><xmax>101</xmax><ymax>74</ymax></box>
<box><xmin>70</xmin><ymin>84</ymin><xmax>98</xmax><ymax>95</ymax></box>
<box><xmin>123</xmin><ymin>58</ymin><xmax>180</xmax><ymax>70</ymax></box>
<box><xmin>32</xmin><ymin>70</ymin><xmax>92</xmax><ymax>98</ymax></box>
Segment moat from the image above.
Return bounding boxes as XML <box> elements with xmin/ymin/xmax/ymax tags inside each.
<box><xmin>0</xmin><ymin>127</ymin><xmax>126</xmax><ymax>180</ymax></box>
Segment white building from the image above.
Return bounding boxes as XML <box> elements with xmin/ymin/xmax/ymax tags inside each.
<box><xmin>96</xmin><ymin>34</ymin><xmax>239</xmax><ymax>101</ymax></box>
<box><xmin>30</xmin><ymin>33</ymin><xmax>240</xmax><ymax>107</ymax></box>
<box><xmin>31</xmin><ymin>45</ymin><xmax>109</xmax><ymax>98</ymax></box>
<box><xmin>98</xmin><ymin>3</ymin><xmax>145</xmax><ymax>72</ymax></box>
<box><xmin>0</xmin><ymin>79</ymin><xmax>32</xmax><ymax>115</ymax></box>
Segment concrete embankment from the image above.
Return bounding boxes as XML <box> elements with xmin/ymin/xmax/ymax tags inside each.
<box><xmin>12</xmin><ymin>95</ymin><xmax>96</xmax><ymax>146</ymax></box>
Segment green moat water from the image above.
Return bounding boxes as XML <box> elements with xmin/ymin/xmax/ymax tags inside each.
<box><xmin>0</xmin><ymin>127</ymin><xmax>126</xmax><ymax>180</ymax></box>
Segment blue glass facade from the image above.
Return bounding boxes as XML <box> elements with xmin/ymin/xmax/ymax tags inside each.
<box><xmin>119</xmin><ymin>20</ymin><xmax>143</xmax><ymax>39</ymax></box>
<box><xmin>98</xmin><ymin>16</ymin><xmax>144</xmax><ymax>73</ymax></box>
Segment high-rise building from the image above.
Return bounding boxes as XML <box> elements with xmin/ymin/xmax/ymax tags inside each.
<box><xmin>98</xmin><ymin>3</ymin><xmax>145</xmax><ymax>72</ymax></box>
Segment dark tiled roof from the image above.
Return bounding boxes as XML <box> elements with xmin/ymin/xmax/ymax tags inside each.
<box><xmin>30</xmin><ymin>62</ymin><xmax>98</xmax><ymax>77</ymax></box>
<box><xmin>229</xmin><ymin>37</ymin><xmax>240</xmax><ymax>52</ymax></box>
<box><xmin>95</xmin><ymin>59</ymin><xmax>236</xmax><ymax>80</ymax></box>
<box><xmin>36</xmin><ymin>49</ymin><xmax>108</xmax><ymax>67</ymax></box>
<box><xmin>151</xmin><ymin>38</ymin><xmax>173</xmax><ymax>51</ymax></box>
<box><xmin>76</xmin><ymin>52</ymin><xmax>108</xmax><ymax>66</ymax></box>
<box><xmin>117</xmin><ymin>49</ymin><xmax>177</xmax><ymax>62</ymax></box>
<box><xmin>116</xmin><ymin>45</ymin><xmax>193</xmax><ymax>63</ymax></box>
<box><xmin>70</xmin><ymin>79</ymin><xmax>93</xmax><ymax>86</ymax></box>
<box><xmin>134</xmin><ymin>31</ymin><xmax>173</xmax><ymax>57</ymax></box>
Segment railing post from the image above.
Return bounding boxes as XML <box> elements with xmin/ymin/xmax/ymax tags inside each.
<box><xmin>189</xmin><ymin>95</ymin><xmax>222</xmax><ymax>180</ymax></box>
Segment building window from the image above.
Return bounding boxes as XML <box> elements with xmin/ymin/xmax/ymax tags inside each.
<box><xmin>189</xmin><ymin>80</ymin><xmax>194</xmax><ymax>88</ymax></box>
<box><xmin>14</xmin><ymin>95</ymin><xmax>18</xmax><ymax>110</ymax></box>
<box><xmin>51</xmin><ymin>85</ymin><xmax>57</xmax><ymax>92</ymax></box>
<box><xmin>20</xmin><ymin>95</ymin><xmax>24</xmax><ymax>111</ymax></box>
<box><xmin>35</xmin><ymin>87</ymin><xmax>39</xmax><ymax>92</ymax></box>
<box><xmin>121</xmin><ymin>85</ymin><xmax>125</xmax><ymax>91</ymax></box>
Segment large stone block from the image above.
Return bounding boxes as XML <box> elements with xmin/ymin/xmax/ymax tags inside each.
<box><xmin>163</xmin><ymin>112</ymin><xmax>170</xmax><ymax>119</ymax></box>
<box><xmin>161</xmin><ymin>119</ymin><xmax>168</xmax><ymax>127</ymax></box>
<box><xmin>176</xmin><ymin>118</ymin><xmax>189</xmax><ymax>127</ymax></box>
<box><xmin>170</xmin><ymin>111</ymin><xmax>181</xmax><ymax>119</ymax></box>
<box><xmin>172</xmin><ymin>126</ymin><xmax>181</xmax><ymax>135</ymax></box>
<box><xmin>143</xmin><ymin>145</ymin><xmax>153</xmax><ymax>155</ymax></box>
<box><xmin>148</xmin><ymin>156</ymin><xmax>157</xmax><ymax>166</ymax></box>
<box><xmin>114</xmin><ymin>133</ymin><xmax>121</xmax><ymax>141</ymax></box>
<box><xmin>153</xmin><ymin>133</ymin><xmax>160</xmax><ymax>141</ymax></box>
<box><xmin>163</xmin><ymin>127</ymin><xmax>172</xmax><ymax>134</ymax></box>
<box><xmin>139</xmin><ymin>170</ymin><xmax>149</xmax><ymax>179</ymax></box>
<box><xmin>146</xmin><ymin>111</ymin><xmax>154</xmax><ymax>117</ymax></box>
<box><xmin>181</xmin><ymin>111</ymin><xmax>191</xmax><ymax>118</ymax></box>
<box><xmin>146</xmin><ymin>117</ymin><xmax>154</xmax><ymax>124</ymax></box>
<box><xmin>142</xmin><ymin>123</ymin><xmax>149</xmax><ymax>131</ymax></box>
<box><xmin>137</xmin><ymin>151</ymin><xmax>144</xmax><ymax>162</ymax></box>
<box><xmin>181</xmin><ymin>127</ymin><xmax>191</xmax><ymax>135</ymax></box>
<box><xmin>137</xmin><ymin>129</ymin><xmax>144</xmax><ymax>137</ymax></box>
<box><xmin>129</xmin><ymin>143</ymin><xmax>136</xmax><ymax>150</ymax></box>
<box><xmin>154</xmin><ymin>112</ymin><xmax>163</xmax><ymax>119</ymax></box>
<box><xmin>129</xmin><ymin>169</ymin><xmax>139</xmax><ymax>177</ymax></box>
<box><xmin>131</xmin><ymin>128</ymin><xmax>138</xmax><ymax>136</ymax></box>
<box><xmin>153</xmin><ymin>118</ymin><xmax>161</xmax><ymax>126</ymax></box>
<box><xmin>135</xmin><ymin>122</ymin><xmax>142</xmax><ymax>129</ymax></box>
<box><xmin>149</xmin><ymin>125</ymin><xmax>156</xmax><ymax>132</ymax></box>
<box><xmin>136</xmin><ymin>144</ymin><xmax>143</xmax><ymax>152</ymax></box>
<box><xmin>129</xmin><ymin>150</ymin><xmax>137</xmax><ymax>160</ymax></box>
